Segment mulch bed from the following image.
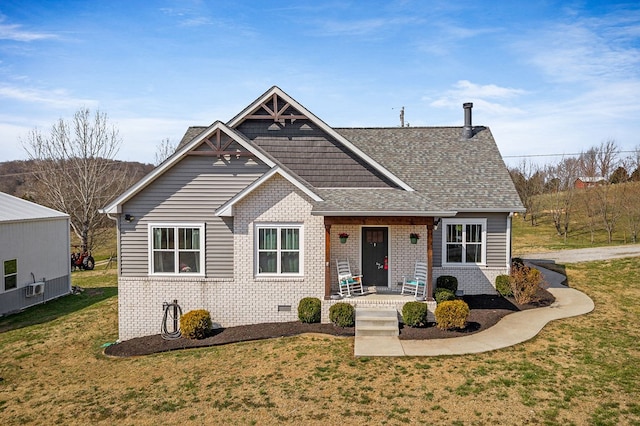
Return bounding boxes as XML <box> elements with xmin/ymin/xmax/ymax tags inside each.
<box><xmin>105</xmin><ymin>289</ymin><xmax>555</xmax><ymax>358</ymax></box>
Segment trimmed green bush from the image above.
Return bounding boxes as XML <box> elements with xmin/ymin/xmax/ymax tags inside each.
<box><xmin>180</xmin><ymin>309</ymin><xmax>212</xmax><ymax>339</ymax></box>
<box><xmin>436</xmin><ymin>275</ymin><xmax>458</xmax><ymax>293</ymax></box>
<box><xmin>495</xmin><ymin>274</ymin><xmax>512</xmax><ymax>296</ymax></box>
<box><xmin>402</xmin><ymin>302</ymin><xmax>429</xmax><ymax>327</ymax></box>
<box><xmin>329</xmin><ymin>302</ymin><xmax>355</xmax><ymax>327</ymax></box>
<box><xmin>298</xmin><ymin>297</ymin><xmax>321</xmax><ymax>323</ymax></box>
<box><xmin>434</xmin><ymin>300</ymin><xmax>470</xmax><ymax>330</ymax></box>
<box><xmin>434</xmin><ymin>288</ymin><xmax>456</xmax><ymax>304</ymax></box>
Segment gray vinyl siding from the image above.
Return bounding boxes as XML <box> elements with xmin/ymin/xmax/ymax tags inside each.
<box><xmin>119</xmin><ymin>155</ymin><xmax>269</xmax><ymax>277</ymax></box>
<box><xmin>433</xmin><ymin>213</ymin><xmax>508</xmax><ymax>268</ymax></box>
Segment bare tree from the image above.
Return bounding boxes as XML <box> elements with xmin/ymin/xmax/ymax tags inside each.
<box><xmin>546</xmin><ymin>157</ymin><xmax>578</xmax><ymax>241</ymax></box>
<box><xmin>154</xmin><ymin>137</ymin><xmax>178</xmax><ymax>166</ymax></box>
<box><xmin>23</xmin><ymin>108</ymin><xmax>133</xmax><ymax>251</ymax></box>
<box><xmin>509</xmin><ymin>160</ymin><xmax>545</xmax><ymax>226</ymax></box>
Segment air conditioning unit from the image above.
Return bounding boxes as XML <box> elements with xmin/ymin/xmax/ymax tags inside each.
<box><xmin>25</xmin><ymin>282</ymin><xmax>45</xmax><ymax>298</ymax></box>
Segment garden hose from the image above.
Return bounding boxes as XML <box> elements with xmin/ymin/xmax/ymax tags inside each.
<box><xmin>161</xmin><ymin>300</ymin><xmax>182</xmax><ymax>340</ymax></box>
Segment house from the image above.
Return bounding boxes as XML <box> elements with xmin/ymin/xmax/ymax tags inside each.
<box><xmin>101</xmin><ymin>86</ymin><xmax>525</xmax><ymax>341</ymax></box>
<box><xmin>0</xmin><ymin>192</ymin><xmax>71</xmax><ymax>316</ymax></box>
<box><xmin>574</xmin><ymin>176</ymin><xmax>605</xmax><ymax>189</ymax></box>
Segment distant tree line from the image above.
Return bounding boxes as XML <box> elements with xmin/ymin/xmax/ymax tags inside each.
<box><xmin>509</xmin><ymin>140</ymin><xmax>640</xmax><ymax>243</ymax></box>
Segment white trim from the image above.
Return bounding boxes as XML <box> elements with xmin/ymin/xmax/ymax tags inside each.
<box><xmin>101</xmin><ymin>122</ymin><xmax>277</xmax><ymax>215</ymax></box>
<box><xmin>147</xmin><ymin>223</ymin><xmax>206</xmax><ymax>277</ymax></box>
<box><xmin>227</xmin><ymin>86</ymin><xmax>414</xmax><ymax>192</ymax></box>
<box><xmin>254</xmin><ymin>223</ymin><xmax>304</xmax><ymax>277</ymax></box>
<box><xmin>216</xmin><ymin>167</ymin><xmax>323</xmax><ymax>217</ymax></box>
<box><xmin>441</xmin><ymin>218</ymin><xmax>487</xmax><ymax>267</ymax></box>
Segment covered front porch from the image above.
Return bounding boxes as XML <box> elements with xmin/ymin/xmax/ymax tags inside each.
<box><xmin>322</xmin><ymin>216</ymin><xmax>436</xmax><ymax>301</ymax></box>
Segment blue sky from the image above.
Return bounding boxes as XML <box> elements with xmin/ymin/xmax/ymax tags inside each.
<box><xmin>1</xmin><ymin>1</ymin><xmax>639</xmax><ymax>167</ymax></box>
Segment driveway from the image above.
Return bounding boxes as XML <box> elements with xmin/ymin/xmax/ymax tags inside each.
<box><xmin>520</xmin><ymin>245</ymin><xmax>640</xmax><ymax>264</ymax></box>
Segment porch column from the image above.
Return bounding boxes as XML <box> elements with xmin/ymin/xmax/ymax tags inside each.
<box><xmin>427</xmin><ymin>223</ymin><xmax>434</xmax><ymax>300</ymax></box>
<box><xmin>324</xmin><ymin>224</ymin><xmax>331</xmax><ymax>299</ymax></box>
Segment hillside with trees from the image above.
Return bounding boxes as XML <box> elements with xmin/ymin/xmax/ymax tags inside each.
<box><xmin>510</xmin><ymin>140</ymin><xmax>640</xmax><ymax>249</ymax></box>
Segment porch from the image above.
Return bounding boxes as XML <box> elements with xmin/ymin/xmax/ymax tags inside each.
<box><xmin>322</xmin><ymin>216</ymin><xmax>437</xmax><ymax>301</ymax></box>
<box><xmin>321</xmin><ymin>287</ymin><xmax>437</xmax><ymax>325</ymax></box>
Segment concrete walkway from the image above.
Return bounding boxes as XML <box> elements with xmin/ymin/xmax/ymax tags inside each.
<box><xmin>354</xmin><ymin>264</ymin><xmax>595</xmax><ymax>357</ymax></box>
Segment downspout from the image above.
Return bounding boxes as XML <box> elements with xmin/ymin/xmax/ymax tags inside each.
<box><xmin>506</xmin><ymin>212</ymin><xmax>513</xmax><ymax>271</ymax></box>
<box><xmin>105</xmin><ymin>212</ymin><xmax>120</xmax><ymax>275</ymax></box>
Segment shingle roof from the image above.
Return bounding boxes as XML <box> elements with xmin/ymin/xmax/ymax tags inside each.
<box><xmin>332</xmin><ymin>126</ymin><xmax>524</xmax><ymax>212</ymax></box>
<box><xmin>0</xmin><ymin>192</ymin><xmax>68</xmax><ymax>223</ymax></box>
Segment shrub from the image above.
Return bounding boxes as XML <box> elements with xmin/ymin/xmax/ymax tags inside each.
<box><xmin>434</xmin><ymin>288</ymin><xmax>456</xmax><ymax>304</ymax></box>
<box><xmin>329</xmin><ymin>302</ymin><xmax>355</xmax><ymax>327</ymax></box>
<box><xmin>298</xmin><ymin>297</ymin><xmax>321</xmax><ymax>323</ymax></box>
<box><xmin>402</xmin><ymin>302</ymin><xmax>428</xmax><ymax>327</ymax></box>
<box><xmin>434</xmin><ymin>300</ymin><xmax>470</xmax><ymax>330</ymax></box>
<box><xmin>180</xmin><ymin>309</ymin><xmax>212</xmax><ymax>339</ymax></box>
<box><xmin>512</xmin><ymin>257</ymin><xmax>525</xmax><ymax>270</ymax></box>
<box><xmin>495</xmin><ymin>274</ymin><xmax>512</xmax><ymax>296</ymax></box>
<box><xmin>509</xmin><ymin>266</ymin><xmax>547</xmax><ymax>304</ymax></box>
<box><xmin>436</xmin><ymin>275</ymin><xmax>458</xmax><ymax>293</ymax></box>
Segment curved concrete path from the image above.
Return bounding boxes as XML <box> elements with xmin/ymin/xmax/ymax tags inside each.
<box><xmin>354</xmin><ymin>264</ymin><xmax>595</xmax><ymax>357</ymax></box>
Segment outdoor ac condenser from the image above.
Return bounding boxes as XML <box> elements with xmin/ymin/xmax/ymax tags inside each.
<box><xmin>25</xmin><ymin>282</ymin><xmax>45</xmax><ymax>298</ymax></box>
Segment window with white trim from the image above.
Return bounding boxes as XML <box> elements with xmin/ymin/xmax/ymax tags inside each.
<box><xmin>442</xmin><ymin>219</ymin><xmax>487</xmax><ymax>266</ymax></box>
<box><xmin>149</xmin><ymin>224</ymin><xmax>205</xmax><ymax>275</ymax></box>
<box><xmin>256</xmin><ymin>224</ymin><xmax>303</xmax><ymax>276</ymax></box>
<box><xmin>4</xmin><ymin>259</ymin><xmax>17</xmax><ymax>291</ymax></box>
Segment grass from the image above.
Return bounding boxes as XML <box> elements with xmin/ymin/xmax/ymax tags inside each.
<box><xmin>1</xmin><ymin>256</ymin><xmax>639</xmax><ymax>423</ymax></box>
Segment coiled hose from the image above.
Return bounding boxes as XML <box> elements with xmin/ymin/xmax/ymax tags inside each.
<box><xmin>161</xmin><ymin>300</ymin><xmax>182</xmax><ymax>340</ymax></box>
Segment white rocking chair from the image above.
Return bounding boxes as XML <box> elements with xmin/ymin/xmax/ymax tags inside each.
<box><xmin>336</xmin><ymin>260</ymin><xmax>364</xmax><ymax>297</ymax></box>
<box><xmin>401</xmin><ymin>261</ymin><xmax>428</xmax><ymax>298</ymax></box>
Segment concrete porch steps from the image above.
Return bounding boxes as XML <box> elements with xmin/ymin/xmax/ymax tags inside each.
<box><xmin>355</xmin><ymin>306</ymin><xmax>399</xmax><ymax>337</ymax></box>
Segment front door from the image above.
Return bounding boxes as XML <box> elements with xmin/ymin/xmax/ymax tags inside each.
<box><xmin>361</xmin><ymin>227</ymin><xmax>389</xmax><ymax>287</ymax></box>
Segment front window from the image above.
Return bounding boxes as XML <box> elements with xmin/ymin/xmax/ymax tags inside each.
<box><xmin>4</xmin><ymin>259</ymin><xmax>17</xmax><ymax>291</ymax></box>
<box><xmin>149</xmin><ymin>224</ymin><xmax>204</xmax><ymax>275</ymax></box>
<box><xmin>256</xmin><ymin>224</ymin><xmax>302</xmax><ymax>275</ymax></box>
<box><xmin>442</xmin><ymin>219</ymin><xmax>486</xmax><ymax>265</ymax></box>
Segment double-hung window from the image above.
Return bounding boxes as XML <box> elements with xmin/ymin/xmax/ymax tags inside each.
<box><xmin>442</xmin><ymin>219</ymin><xmax>486</xmax><ymax>266</ymax></box>
<box><xmin>256</xmin><ymin>224</ymin><xmax>303</xmax><ymax>276</ymax></box>
<box><xmin>149</xmin><ymin>224</ymin><xmax>204</xmax><ymax>275</ymax></box>
<box><xmin>3</xmin><ymin>259</ymin><xmax>17</xmax><ymax>291</ymax></box>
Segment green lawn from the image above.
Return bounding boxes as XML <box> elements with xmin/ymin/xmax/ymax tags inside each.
<box><xmin>0</xmin><ymin>258</ymin><xmax>639</xmax><ymax>424</ymax></box>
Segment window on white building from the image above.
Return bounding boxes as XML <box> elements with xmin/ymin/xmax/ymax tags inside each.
<box><xmin>4</xmin><ymin>259</ymin><xmax>17</xmax><ymax>291</ymax></box>
<box><xmin>256</xmin><ymin>224</ymin><xmax>303</xmax><ymax>276</ymax></box>
<box><xmin>442</xmin><ymin>219</ymin><xmax>486</xmax><ymax>266</ymax></box>
<box><xmin>149</xmin><ymin>224</ymin><xmax>204</xmax><ymax>275</ymax></box>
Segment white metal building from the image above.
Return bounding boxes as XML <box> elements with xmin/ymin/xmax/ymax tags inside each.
<box><xmin>0</xmin><ymin>192</ymin><xmax>71</xmax><ymax>316</ymax></box>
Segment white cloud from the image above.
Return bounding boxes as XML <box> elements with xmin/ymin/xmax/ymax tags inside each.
<box><xmin>428</xmin><ymin>80</ymin><xmax>528</xmax><ymax>115</ymax></box>
<box><xmin>0</xmin><ymin>85</ymin><xmax>98</xmax><ymax>109</ymax></box>
<box><xmin>515</xmin><ymin>11</ymin><xmax>640</xmax><ymax>84</ymax></box>
<box><xmin>0</xmin><ymin>15</ymin><xmax>57</xmax><ymax>41</ymax></box>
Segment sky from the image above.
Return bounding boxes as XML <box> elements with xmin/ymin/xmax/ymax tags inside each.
<box><xmin>1</xmin><ymin>1</ymin><xmax>639</xmax><ymax>167</ymax></box>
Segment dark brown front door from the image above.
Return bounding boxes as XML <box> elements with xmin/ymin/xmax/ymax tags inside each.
<box><xmin>361</xmin><ymin>227</ymin><xmax>388</xmax><ymax>287</ymax></box>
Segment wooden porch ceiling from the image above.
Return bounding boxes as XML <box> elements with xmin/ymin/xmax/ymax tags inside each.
<box><xmin>324</xmin><ymin>216</ymin><xmax>434</xmax><ymax>226</ymax></box>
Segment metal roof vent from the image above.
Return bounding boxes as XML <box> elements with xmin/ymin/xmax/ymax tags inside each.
<box><xmin>462</xmin><ymin>102</ymin><xmax>473</xmax><ymax>139</ymax></box>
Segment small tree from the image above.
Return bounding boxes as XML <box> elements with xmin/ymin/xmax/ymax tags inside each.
<box><xmin>509</xmin><ymin>266</ymin><xmax>547</xmax><ymax>305</ymax></box>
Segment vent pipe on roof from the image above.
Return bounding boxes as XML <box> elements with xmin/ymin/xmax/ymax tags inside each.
<box><xmin>462</xmin><ymin>102</ymin><xmax>473</xmax><ymax>139</ymax></box>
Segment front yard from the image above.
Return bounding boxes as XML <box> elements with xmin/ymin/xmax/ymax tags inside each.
<box><xmin>1</xmin><ymin>259</ymin><xmax>639</xmax><ymax>425</ymax></box>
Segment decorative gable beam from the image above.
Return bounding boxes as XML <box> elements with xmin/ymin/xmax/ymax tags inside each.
<box><xmin>245</xmin><ymin>93</ymin><xmax>308</xmax><ymax>122</ymax></box>
<box><xmin>187</xmin><ymin>128</ymin><xmax>255</xmax><ymax>157</ymax></box>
